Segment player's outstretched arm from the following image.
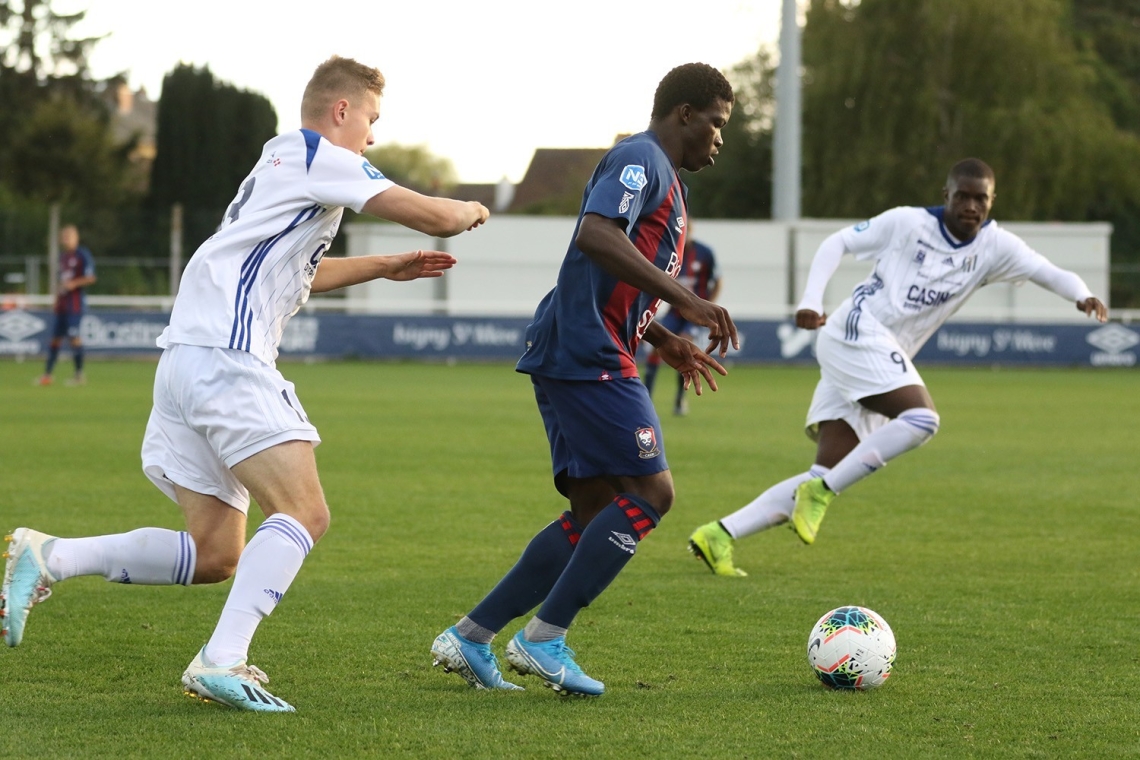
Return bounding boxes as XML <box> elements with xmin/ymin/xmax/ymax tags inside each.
<box><xmin>1027</xmin><ymin>260</ymin><xmax>1108</xmax><ymax>323</ymax></box>
<box><xmin>578</xmin><ymin>214</ymin><xmax>738</xmax><ymax>356</ymax></box>
<box><xmin>363</xmin><ymin>186</ymin><xmax>489</xmax><ymax>238</ymax></box>
<box><xmin>310</xmin><ymin>250</ymin><xmax>457</xmax><ymax>293</ymax></box>
<box><xmin>795</xmin><ymin>231</ymin><xmax>846</xmax><ymax>326</ymax></box>
<box><xmin>643</xmin><ymin>321</ymin><xmax>727</xmax><ymax>396</ymax></box>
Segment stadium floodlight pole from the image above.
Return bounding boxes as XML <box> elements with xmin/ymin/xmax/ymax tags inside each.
<box><xmin>772</xmin><ymin>0</ymin><xmax>802</xmax><ymax>222</ymax></box>
<box><xmin>772</xmin><ymin>0</ymin><xmax>803</xmax><ymax>309</ymax></box>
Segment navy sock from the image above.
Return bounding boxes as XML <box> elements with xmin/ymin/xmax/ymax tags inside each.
<box><xmin>643</xmin><ymin>363</ymin><xmax>659</xmax><ymax>395</ymax></box>
<box><xmin>467</xmin><ymin>511</ymin><xmax>582</xmax><ymax>633</ymax></box>
<box><xmin>45</xmin><ymin>343</ymin><xmax>60</xmax><ymax>375</ymax></box>
<box><xmin>534</xmin><ymin>494</ymin><xmax>661</xmax><ymax>630</ymax></box>
<box><xmin>74</xmin><ymin>346</ymin><xmax>84</xmax><ymax>374</ymax></box>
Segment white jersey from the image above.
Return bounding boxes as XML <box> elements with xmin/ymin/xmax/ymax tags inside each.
<box><xmin>158</xmin><ymin>129</ymin><xmax>394</xmax><ymax>364</ymax></box>
<box><xmin>823</xmin><ymin>206</ymin><xmax>1050</xmax><ymax>357</ymax></box>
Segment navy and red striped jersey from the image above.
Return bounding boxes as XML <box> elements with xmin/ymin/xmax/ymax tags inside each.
<box><xmin>54</xmin><ymin>246</ymin><xmax>95</xmax><ymax>314</ymax></box>
<box><xmin>679</xmin><ymin>239</ymin><xmax>718</xmax><ymax>300</ymax></box>
<box><xmin>516</xmin><ymin>131</ymin><xmax>687</xmax><ymax>381</ymax></box>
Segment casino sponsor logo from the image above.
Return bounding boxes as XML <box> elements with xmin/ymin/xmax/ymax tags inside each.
<box><xmin>634</xmin><ymin>427</ymin><xmax>660</xmax><ymax>459</ymax></box>
<box><xmin>1086</xmin><ymin>323</ymin><xmax>1138</xmax><ymax>367</ymax></box>
<box><xmin>906</xmin><ymin>285</ymin><xmax>954</xmax><ymax>308</ymax></box>
<box><xmin>0</xmin><ymin>310</ymin><xmax>45</xmax><ymax>353</ymax></box>
<box><xmin>618</xmin><ymin>191</ymin><xmax>634</xmax><ymax>213</ymax></box>
<box><xmin>619</xmin><ymin>165</ymin><xmax>648</xmax><ymax>192</ymax></box>
<box><xmin>361</xmin><ymin>161</ymin><xmax>386</xmax><ymax>180</ymax></box>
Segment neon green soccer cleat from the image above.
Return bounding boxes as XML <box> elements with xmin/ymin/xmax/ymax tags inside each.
<box><xmin>688</xmin><ymin>521</ymin><xmax>746</xmax><ymax>577</ymax></box>
<box><xmin>791</xmin><ymin>478</ymin><xmax>835</xmax><ymax>545</ymax></box>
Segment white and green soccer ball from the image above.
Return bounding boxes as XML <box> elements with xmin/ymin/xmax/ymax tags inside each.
<box><xmin>807</xmin><ymin>606</ymin><xmax>896</xmax><ymax>690</ymax></box>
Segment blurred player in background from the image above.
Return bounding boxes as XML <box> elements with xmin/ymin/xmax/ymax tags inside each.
<box><xmin>38</xmin><ymin>224</ymin><xmax>96</xmax><ymax>386</ymax></box>
<box><xmin>432</xmin><ymin>63</ymin><xmax>737</xmax><ymax>696</ymax></box>
<box><xmin>688</xmin><ymin>158</ymin><xmax>1108</xmax><ymax>577</ymax></box>
<box><xmin>643</xmin><ymin>229</ymin><xmax>721</xmax><ymax>415</ymax></box>
<box><xmin>3</xmin><ymin>55</ymin><xmax>489</xmax><ymax>712</ymax></box>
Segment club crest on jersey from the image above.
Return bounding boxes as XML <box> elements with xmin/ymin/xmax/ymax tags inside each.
<box><xmin>361</xmin><ymin>161</ymin><xmax>386</xmax><ymax>180</ymax></box>
<box><xmin>620</xmin><ymin>165</ymin><xmax>648</xmax><ymax>192</ymax></box>
<box><xmin>619</xmin><ymin>192</ymin><xmax>634</xmax><ymax>213</ymax></box>
<box><xmin>635</xmin><ymin>427</ymin><xmax>660</xmax><ymax>459</ymax></box>
<box><xmin>854</xmin><ymin>220</ymin><xmax>871</xmax><ymax>232</ymax></box>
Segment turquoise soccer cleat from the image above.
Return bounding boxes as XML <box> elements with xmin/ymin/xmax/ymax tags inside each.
<box><xmin>504</xmin><ymin>631</ymin><xmax>604</xmax><ymax>697</ymax></box>
<box><xmin>182</xmin><ymin>647</ymin><xmax>296</xmax><ymax>713</ymax></box>
<box><xmin>2</xmin><ymin>528</ymin><xmax>59</xmax><ymax>647</ymax></box>
<box><xmin>431</xmin><ymin>626</ymin><xmax>523</xmax><ymax>690</ymax></box>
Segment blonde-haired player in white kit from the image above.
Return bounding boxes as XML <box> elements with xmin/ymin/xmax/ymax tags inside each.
<box><xmin>688</xmin><ymin>158</ymin><xmax>1108</xmax><ymax>577</ymax></box>
<box><xmin>1</xmin><ymin>56</ymin><xmax>489</xmax><ymax>711</ymax></box>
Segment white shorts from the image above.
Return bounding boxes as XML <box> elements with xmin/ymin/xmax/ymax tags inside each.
<box><xmin>141</xmin><ymin>344</ymin><xmax>321</xmax><ymax>513</ymax></box>
<box><xmin>804</xmin><ymin>326</ymin><xmax>925</xmax><ymax>442</ymax></box>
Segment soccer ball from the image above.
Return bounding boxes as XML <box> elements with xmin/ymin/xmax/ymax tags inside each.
<box><xmin>806</xmin><ymin>606</ymin><xmax>896</xmax><ymax>690</ymax></box>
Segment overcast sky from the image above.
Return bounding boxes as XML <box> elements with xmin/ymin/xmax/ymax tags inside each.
<box><xmin>70</xmin><ymin>0</ymin><xmax>782</xmax><ymax>183</ymax></box>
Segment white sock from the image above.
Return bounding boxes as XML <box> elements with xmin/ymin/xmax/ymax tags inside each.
<box><xmin>204</xmin><ymin>514</ymin><xmax>312</xmax><ymax>666</ymax></box>
<box><xmin>720</xmin><ymin>466</ymin><xmax>831</xmax><ymax>539</ymax></box>
<box><xmin>44</xmin><ymin>529</ymin><xmax>196</xmax><ymax>585</ymax></box>
<box><xmin>824</xmin><ymin>409</ymin><xmax>940</xmax><ymax>493</ymax></box>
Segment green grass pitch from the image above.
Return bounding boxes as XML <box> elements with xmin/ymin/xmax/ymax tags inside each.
<box><xmin>0</xmin><ymin>359</ymin><xmax>1137</xmax><ymax>757</ymax></box>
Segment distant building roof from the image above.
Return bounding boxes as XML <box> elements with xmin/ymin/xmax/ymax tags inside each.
<box><xmin>508</xmin><ymin>147</ymin><xmax>608</xmax><ymax>214</ymax></box>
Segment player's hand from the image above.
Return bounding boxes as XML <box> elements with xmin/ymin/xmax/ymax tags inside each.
<box><xmin>796</xmin><ymin>309</ymin><xmax>826</xmax><ymax>329</ymax></box>
<box><xmin>655</xmin><ymin>333</ymin><xmax>728</xmax><ymax>396</ymax></box>
<box><xmin>467</xmin><ymin>202</ymin><xmax>490</xmax><ymax>230</ymax></box>
<box><xmin>672</xmin><ymin>296</ymin><xmax>738</xmax><ymax>358</ymax></box>
<box><xmin>1077</xmin><ymin>297</ymin><xmax>1107</xmax><ymax>323</ymax></box>
<box><xmin>386</xmin><ymin>250</ymin><xmax>457</xmax><ymax>280</ymax></box>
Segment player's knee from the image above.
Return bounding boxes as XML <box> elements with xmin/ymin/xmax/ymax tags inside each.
<box><xmin>898</xmin><ymin>408</ymin><xmax>940</xmax><ymax>444</ymax></box>
<box><xmin>644</xmin><ymin>481</ymin><xmax>675</xmax><ymax>516</ymax></box>
<box><xmin>295</xmin><ymin>501</ymin><xmax>330</xmax><ymax>543</ymax></box>
<box><xmin>193</xmin><ymin>550</ymin><xmax>240</xmax><ymax>584</ymax></box>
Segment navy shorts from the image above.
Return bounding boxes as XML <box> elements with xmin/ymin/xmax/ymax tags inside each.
<box><xmin>51</xmin><ymin>311</ymin><xmax>82</xmax><ymax>339</ymax></box>
<box><xmin>531</xmin><ymin>374</ymin><xmax>668</xmax><ymax>497</ymax></box>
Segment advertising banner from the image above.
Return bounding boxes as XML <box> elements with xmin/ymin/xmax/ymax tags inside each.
<box><xmin>0</xmin><ymin>310</ymin><xmax>1134</xmax><ymax>368</ymax></box>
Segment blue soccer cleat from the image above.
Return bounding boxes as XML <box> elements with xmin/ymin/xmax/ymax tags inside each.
<box><xmin>2</xmin><ymin>528</ymin><xmax>59</xmax><ymax>647</ymax></box>
<box><xmin>182</xmin><ymin>647</ymin><xmax>296</xmax><ymax>712</ymax></box>
<box><xmin>431</xmin><ymin>626</ymin><xmax>523</xmax><ymax>690</ymax></box>
<box><xmin>504</xmin><ymin>631</ymin><xmax>604</xmax><ymax>697</ymax></box>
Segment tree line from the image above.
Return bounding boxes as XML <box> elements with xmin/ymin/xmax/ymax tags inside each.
<box><xmin>1</xmin><ymin>0</ymin><xmax>1138</xmax><ymax>304</ymax></box>
<box><xmin>687</xmin><ymin>0</ymin><xmax>1140</xmax><ymax>305</ymax></box>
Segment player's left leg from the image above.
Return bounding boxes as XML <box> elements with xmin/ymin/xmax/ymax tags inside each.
<box><xmin>506</xmin><ymin>472</ymin><xmax>667</xmax><ymax>696</ymax></box>
<box><xmin>643</xmin><ymin>349</ymin><xmax>662</xmax><ymax>395</ymax></box>
<box><xmin>793</xmin><ymin>386</ymin><xmax>940</xmax><ymax>544</ymax></box>
<box><xmin>673</xmin><ymin>369</ymin><xmax>688</xmax><ymax>416</ymax></box>
<box><xmin>67</xmin><ymin>335</ymin><xmax>85</xmax><ymax>385</ymax></box>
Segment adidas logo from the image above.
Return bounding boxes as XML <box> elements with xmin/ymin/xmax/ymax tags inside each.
<box><xmin>119</xmin><ymin>568</ymin><xmax>132</xmax><ymax>584</ymax></box>
<box><xmin>608</xmin><ymin>531</ymin><xmax>637</xmax><ymax>555</ymax></box>
<box><xmin>263</xmin><ymin>588</ymin><xmax>283</xmax><ymax>605</ymax></box>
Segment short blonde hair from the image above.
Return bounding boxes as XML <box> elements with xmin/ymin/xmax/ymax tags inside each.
<box><xmin>301</xmin><ymin>56</ymin><xmax>385</xmax><ymax>122</ymax></box>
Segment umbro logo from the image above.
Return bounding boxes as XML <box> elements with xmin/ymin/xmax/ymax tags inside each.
<box><xmin>608</xmin><ymin>531</ymin><xmax>637</xmax><ymax>554</ymax></box>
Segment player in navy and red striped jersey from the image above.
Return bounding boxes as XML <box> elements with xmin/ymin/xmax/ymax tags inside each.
<box><xmin>39</xmin><ymin>225</ymin><xmax>96</xmax><ymax>386</ymax></box>
<box><xmin>433</xmin><ymin>63</ymin><xmax>738</xmax><ymax>696</ymax></box>
<box><xmin>643</xmin><ymin>234</ymin><xmax>721</xmax><ymax>415</ymax></box>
